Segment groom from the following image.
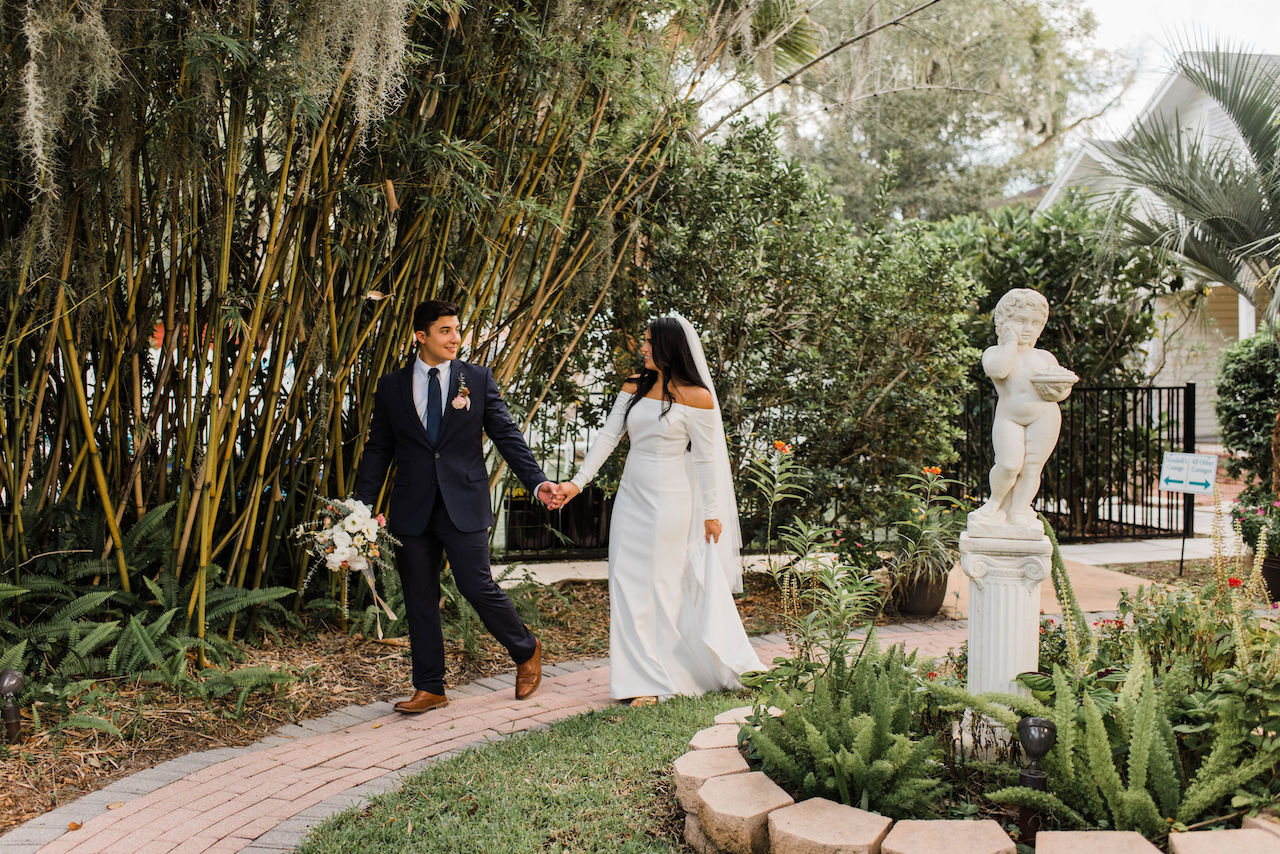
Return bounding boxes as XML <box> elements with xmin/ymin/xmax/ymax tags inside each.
<box><xmin>355</xmin><ymin>299</ymin><xmax>564</xmax><ymax>713</ymax></box>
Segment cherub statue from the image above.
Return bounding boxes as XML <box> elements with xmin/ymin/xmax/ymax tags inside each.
<box><xmin>970</xmin><ymin>289</ymin><xmax>1078</xmax><ymax>533</ymax></box>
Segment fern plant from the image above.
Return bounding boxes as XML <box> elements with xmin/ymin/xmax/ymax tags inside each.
<box><xmin>747</xmin><ymin>640</ymin><xmax>946</xmax><ymax>818</ymax></box>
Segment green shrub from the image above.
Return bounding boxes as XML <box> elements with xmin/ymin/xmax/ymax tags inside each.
<box><xmin>747</xmin><ymin>642</ymin><xmax>945</xmax><ymax>818</ymax></box>
<box><xmin>1216</xmin><ymin>331</ymin><xmax>1280</xmax><ymax>493</ymax></box>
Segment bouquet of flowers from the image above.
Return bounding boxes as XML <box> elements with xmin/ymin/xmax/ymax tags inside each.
<box><xmin>295</xmin><ymin>497</ymin><xmax>399</xmax><ymax>635</ymax></box>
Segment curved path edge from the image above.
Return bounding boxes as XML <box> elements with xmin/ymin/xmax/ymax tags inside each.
<box><xmin>1</xmin><ymin>622</ymin><xmax>967</xmax><ymax>854</ymax></box>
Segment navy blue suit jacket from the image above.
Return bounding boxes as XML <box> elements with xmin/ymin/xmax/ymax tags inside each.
<box><xmin>354</xmin><ymin>359</ymin><xmax>549</xmax><ymax>535</ymax></box>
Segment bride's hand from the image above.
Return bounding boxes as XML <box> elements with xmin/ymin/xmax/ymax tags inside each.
<box><xmin>704</xmin><ymin>519</ymin><xmax>722</xmax><ymax>543</ymax></box>
<box><xmin>558</xmin><ymin>482</ymin><xmax>581</xmax><ymax>504</ymax></box>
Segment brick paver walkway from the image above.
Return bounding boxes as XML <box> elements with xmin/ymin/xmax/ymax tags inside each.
<box><xmin>1</xmin><ymin>623</ymin><xmax>967</xmax><ymax>854</ymax></box>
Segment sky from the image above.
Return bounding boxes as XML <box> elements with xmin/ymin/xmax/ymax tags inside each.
<box><xmin>1080</xmin><ymin>0</ymin><xmax>1279</xmax><ymax>133</ymax></box>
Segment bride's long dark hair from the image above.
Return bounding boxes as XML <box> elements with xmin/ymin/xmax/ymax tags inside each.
<box><xmin>623</xmin><ymin>316</ymin><xmax>709</xmax><ymax>423</ymax></box>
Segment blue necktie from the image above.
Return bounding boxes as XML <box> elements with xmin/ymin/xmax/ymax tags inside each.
<box><xmin>425</xmin><ymin>367</ymin><xmax>442</xmax><ymax>443</ymax></box>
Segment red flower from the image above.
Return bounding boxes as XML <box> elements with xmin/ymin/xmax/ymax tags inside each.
<box><xmin>1229</xmin><ymin>577</ymin><xmax>1243</xmax><ymax>588</ymax></box>
<box><xmin>926</xmin><ymin>672</ymin><xmax>938</xmax><ymax>679</ymax></box>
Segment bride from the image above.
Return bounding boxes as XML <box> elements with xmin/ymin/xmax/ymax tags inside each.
<box><xmin>557</xmin><ymin>315</ymin><xmax>764</xmax><ymax>705</ymax></box>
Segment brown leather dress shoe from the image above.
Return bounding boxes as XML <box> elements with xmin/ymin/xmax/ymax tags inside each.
<box><xmin>514</xmin><ymin>638</ymin><xmax>542</xmax><ymax>700</ymax></box>
<box><xmin>393</xmin><ymin>690</ymin><xmax>448</xmax><ymax>714</ymax></box>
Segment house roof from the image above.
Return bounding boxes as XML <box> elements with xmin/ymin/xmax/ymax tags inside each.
<box><xmin>1036</xmin><ymin>52</ymin><xmax>1279</xmax><ymax>212</ymax></box>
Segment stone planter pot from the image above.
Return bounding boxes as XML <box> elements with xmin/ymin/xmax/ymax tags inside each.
<box><xmin>892</xmin><ymin>574</ymin><xmax>949</xmax><ymax>618</ymax></box>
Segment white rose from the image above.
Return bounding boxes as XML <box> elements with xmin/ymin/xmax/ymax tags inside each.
<box><xmin>360</xmin><ymin>519</ymin><xmax>380</xmax><ymax>540</ymax></box>
<box><xmin>347</xmin><ymin>555</ymin><xmax>369</xmax><ymax>572</ymax></box>
<box><xmin>332</xmin><ymin>528</ymin><xmax>352</xmax><ymax>550</ymax></box>
<box><xmin>325</xmin><ymin>551</ymin><xmax>347</xmax><ymax>570</ymax></box>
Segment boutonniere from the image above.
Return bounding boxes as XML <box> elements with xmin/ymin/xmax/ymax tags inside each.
<box><xmin>451</xmin><ymin>373</ymin><xmax>471</xmax><ymax>410</ymax></box>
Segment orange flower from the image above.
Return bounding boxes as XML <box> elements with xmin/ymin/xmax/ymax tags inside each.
<box><xmin>773</xmin><ymin>440</ymin><xmax>793</xmax><ymax>454</ymax></box>
<box><xmin>922</xmin><ymin>466</ymin><xmax>942</xmax><ymax>475</ymax></box>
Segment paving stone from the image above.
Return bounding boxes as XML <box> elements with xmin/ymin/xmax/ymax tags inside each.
<box><xmin>0</xmin><ymin>821</ymin><xmax>66</xmax><ymax>846</ymax></box>
<box><xmin>1242</xmin><ymin>813</ymin><xmax>1280</xmax><ymax>841</ymax></box>
<box><xmin>1035</xmin><ymin>831</ymin><xmax>1161</xmax><ymax>853</ymax></box>
<box><xmin>252</xmin><ymin>826</ymin><xmax>309</xmax><ymax>849</ymax></box>
<box><xmin>689</xmin><ymin>724</ymin><xmax>742</xmax><ymax>750</ymax></box>
<box><xmin>0</xmin><ymin>844</ymin><xmax>43</xmax><ymax>854</ymax></box>
<box><xmin>194</xmin><ymin>747</ymin><xmax>241</xmax><ymax>762</ymax></box>
<box><xmin>321</xmin><ymin>712</ymin><xmax>366</xmax><ymax>730</ymax></box>
<box><xmin>713</xmin><ymin>706</ymin><xmax>781</xmax><ymax>726</ymax></box>
<box><xmin>685</xmin><ymin>812</ymin><xmax>726</xmax><ymax>854</ymax></box>
<box><xmin>448</xmin><ymin>683</ymin><xmax>489</xmax><ymax>697</ymax></box>
<box><xmin>767</xmin><ymin>797</ymin><xmax>892</xmax><ymax>854</ymax></box>
<box><xmin>673</xmin><ymin>748</ymin><xmax>750</xmax><ymax>811</ymax></box>
<box><xmin>696</xmin><ymin>770</ymin><xmax>794</xmax><ymax>854</ymax></box>
<box><xmin>275</xmin><ymin>723</ymin><xmax>312</xmax><ymax>738</ymax></box>
<box><xmin>475</xmin><ymin>675</ymin><xmax>515</xmax><ymax>691</ymax></box>
<box><xmin>1168</xmin><ymin>829</ymin><xmax>1280</xmax><ymax>854</ymax></box>
<box><xmin>881</xmin><ymin>820</ymin><xmax>1014</xmax><ymax>854</ymax></box>
<box><xmin>347</xmin><ymin>775</ymin><xmax>402</xmax><ymax>797</ymax></box>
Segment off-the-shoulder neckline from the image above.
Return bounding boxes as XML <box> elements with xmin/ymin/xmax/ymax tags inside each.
<box><xmin>620</xmin><ymin>390</ymin><xmax>715</xmax><ymax>411</ymax></box>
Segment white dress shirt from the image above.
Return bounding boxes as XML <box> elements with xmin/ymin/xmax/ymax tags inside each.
<box><xmin>413</xmin><ymin>356</ymin><xmax>451</xmax><ymax>426</ymax></box>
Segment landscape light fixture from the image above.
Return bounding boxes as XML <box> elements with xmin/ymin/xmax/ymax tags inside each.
<box><xmin>1015</xmin><ymin>715</ymin><xmax>1056</xmax><ymax>845</ymax></box>
<box><xmin>1016</xmin><ymin>715</ymin><xmax>1056</xmax><ymax>789</ymax></box>
<box><xmin>1</xmin><ymin>667</ymin><xmax>26</xmax><ymax>744</ymax></box>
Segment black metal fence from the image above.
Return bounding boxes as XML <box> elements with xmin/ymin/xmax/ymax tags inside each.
<box><xmin>499</xmin><ymin>393</ymin><xmax>617</xmax><ymax>560</ymax></box>
<box><xmin>500</xmin><ymin>382</ymin><xmax>1197</xmax><ymax>558</ymax></box>
<box><xmin>955</xmin><ymin>384</ymin><xmax>1196</xmax><ymax>542</ymax></box>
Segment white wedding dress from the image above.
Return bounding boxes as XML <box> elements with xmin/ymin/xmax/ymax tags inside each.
<box><xmin>571</xmin><ymin>391</ymin><xmax>765</xmax><ymax>699</ymax></box>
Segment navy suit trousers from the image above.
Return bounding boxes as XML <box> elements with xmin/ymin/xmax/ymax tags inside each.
<box><xmin>394</xmin><ymin>489</ymin><xmax>537</xmax><ymax>693</ymax></box>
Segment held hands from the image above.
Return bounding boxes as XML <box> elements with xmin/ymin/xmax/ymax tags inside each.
<box><xmin>536</xmin><ymin>482</ymin><xmax>567</xmax><ymax>511</ymax></box>
<box><xmin>704</xmin><ymin>519</ymin><xmax>722</xmax><ymax>543</ymax></box>
<box><xmin>535</xmin><ymin>481</ymin><xmax>581</xmax><ymax>510</ymax></box>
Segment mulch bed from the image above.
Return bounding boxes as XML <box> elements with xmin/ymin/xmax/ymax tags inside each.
<box><xmin>0</xmin><ymin>573</ymin><xmax>787</xmax><ymax>835</ymax></box>
<box><xmin>1108</xmin><ymin>557</ymin><xmax>1224</xmax><ymax>587</ymax></box>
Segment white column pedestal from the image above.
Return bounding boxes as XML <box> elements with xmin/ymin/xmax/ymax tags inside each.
<box><xmin>959</xmin><ymin>530</ymin><xmax>1051</xmax><ymax>697</ymax></box>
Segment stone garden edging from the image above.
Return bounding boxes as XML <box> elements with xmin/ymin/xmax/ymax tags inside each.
<box><xmin>675</xmin><ymin>707</ymin><xmax>1280</xmax><ymax>854</ymax></box>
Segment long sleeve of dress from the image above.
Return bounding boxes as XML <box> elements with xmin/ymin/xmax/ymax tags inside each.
<box><xmin>570</xmin><ymin>391</ymin><xmax>631</xmax><ymax>490</ymax></box>
<box><xmin>686</xmin><ymin>407</ymin><xmax>721</xmax><ymax>520</ymax></box>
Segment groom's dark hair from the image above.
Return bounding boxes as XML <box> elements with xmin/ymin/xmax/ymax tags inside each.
<box><xmin>413</xmin><ymin>299</ymin><xmax>460</xmax><ymax>333</ymax></box>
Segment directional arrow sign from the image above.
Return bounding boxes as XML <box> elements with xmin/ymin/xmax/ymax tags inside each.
<box><xmin>1159</xmin><ymin>452</ymin><xmax>1218</xmax><ymax>495</ymax></box>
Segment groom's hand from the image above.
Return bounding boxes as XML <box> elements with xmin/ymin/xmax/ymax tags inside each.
<box><xmin>536</xmin><ymin>481</ymin><xmax>565</xmax><ymax>510</ymax></box>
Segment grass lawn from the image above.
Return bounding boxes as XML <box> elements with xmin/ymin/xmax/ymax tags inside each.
<box><xmin>296</xmin><ymin>692</ymin><xmax>750</xmax><ymax>853</ymax></box>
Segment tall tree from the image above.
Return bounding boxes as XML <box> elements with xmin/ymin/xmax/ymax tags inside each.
<box><xmin>1098</xmin><ymin>42</ymin><xmax>1280</xmax><ymax>492</ymax></box>
<box><xmin>773</xmin><ymin>0</ymin><xmax>1125</xmax><ymax>221</ymax></box>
